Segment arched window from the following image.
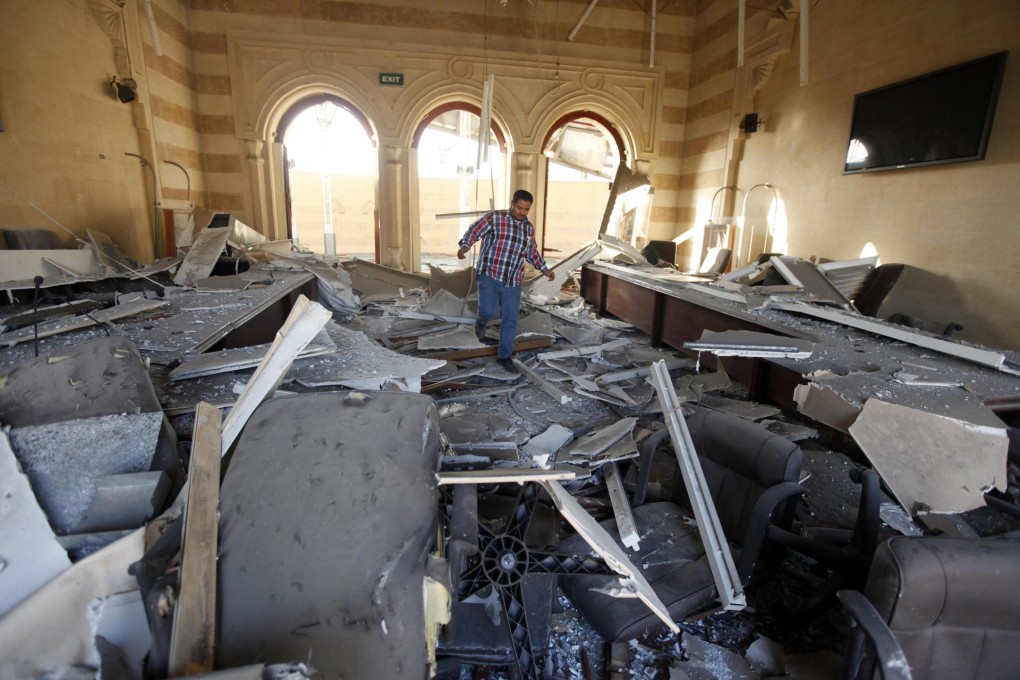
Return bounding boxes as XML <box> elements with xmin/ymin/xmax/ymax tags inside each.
<box><xmin>412</xmin><ymin>104</ymin><xmax>507</xmax><ymax>271</ymax></box>
<box><xmin>541</xmin><ymin>113</ymin><xmax>623</xmax><ymax>257</ymax></box>
<box><xmin>277</xmin><ymin>96</ymin><xmax>378</xmax><ymax>258</ymax></box>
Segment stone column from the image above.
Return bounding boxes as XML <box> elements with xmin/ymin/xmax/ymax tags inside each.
<box><xmin>378</xmin><ymin>143</ymin><xmax>410</xmax><ymax>270</ymax></box>
<box><xmin>245</xmin><ymin>140</ymin><xmax>269</xmax><ymax>234</ymax></box>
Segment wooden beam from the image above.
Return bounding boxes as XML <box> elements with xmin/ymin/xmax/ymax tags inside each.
<box><xmin>169</xmin><ymin>402</ymin><xmax>222</xmax><ymax>676</ymax></box>
<box><xmin>221</xmin><ymin>295</ymin><xmax>332</xmax><ymax>450</ymax></box>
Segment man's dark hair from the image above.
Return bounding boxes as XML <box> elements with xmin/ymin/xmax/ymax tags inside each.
<box><xmin>512</xmin><ymin>189</ymin><xmax>534</xmax><ymax>205</ymax></box>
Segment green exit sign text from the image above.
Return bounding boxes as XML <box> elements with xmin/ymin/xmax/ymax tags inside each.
<box><xmin>379</xmin><ymin>73</ymin><xmax>404</xmax><ymax>87</ymax></box>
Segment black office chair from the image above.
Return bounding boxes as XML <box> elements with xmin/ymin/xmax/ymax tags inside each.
<box><xmin>559</xmin><ymin>407</ymin><xmax>805</xmax><ymax>641</ymax></box>
<box><xmin>838</xmin><ymin>535</ymin><xmax>1020</xmax><ymax>680</ymax></box>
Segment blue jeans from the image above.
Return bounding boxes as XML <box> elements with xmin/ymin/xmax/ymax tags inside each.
<box><xmin>477</xmin><ymin>274</ymin><xmax>522</xmax><ymax>359</ymax></box>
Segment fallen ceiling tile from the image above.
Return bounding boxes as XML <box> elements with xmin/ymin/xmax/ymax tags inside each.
<box><xmin>174</xmin><ymin>227</ymin><xmax>231</xmax><ymax>286</ymax></box>
<box><xmin>849</xmin><ymin>399</ymin><xmax>1007</xmax><ymax>515</ymax></box>
<box><xmin>792</xmin><ymin>382</ymin><xmax>861</xmax><ymax>433</ymax></box>
<box><xmin>417</xmin><ymin>327</ymin><xmax>487</xmax><ymax>351</ymax></box>
<box><xmin>0</xmin><ymin>298</ymin><xmax>169</xmax><ymax>348</ymax></box>
<box><xmin>421</xmin><ymin>288</ymin><xmax>470</xmax><ymax>318</ymax></box>
<box><xmin>429</xmin><ymin>264</ymin><xmax>474</xmax><ymax>299</ymax></box>
<box><xmin>191</xmin><ymin>275</ymin><xmax>253</xmax><ymax>292</ymax></box>
<box><xmin>343</xmin><ymin>258</ymin><xmax>430</xmax><ymax>297</ymax></box>
<box><xmin>558</xmin><ymin>417</ymin><xmax>636</xmax><ymax>459</ymax></box>
<box><xmin>521</xmin><ymin>424</ymin><xmax>574</xmax><ymax>458</ymax></box>
<box><xmin>88</xmin><ymin>229</ymin><xmax>137</xmax><ymax>273</ymax></box>
<box><xmin>555</xmin><ymin>324</ymin><xmax>604</xmax><ymax>346</ymax></box>
<box><xmin>287</xmin><ymin>321</ymin><xmax>445</xmax><ymax>392</ymax></box>
<box><xmin>685</xmin><ymin>329</ymin><xmax>813</xmax><ymax>359</ymax></box>
<box><xmin>0</xmin><ymin>431</ymin><xmax>71</xmax><ymax>618</ymax></box>
<box><xmin>699</xmin><ymin>394</ymin><xmax>781</xmax><ymax>421</ymax></box>
<box><xmin>515</xmin><ymin>310</ymin><xmax>555</xmax><ymax>338</ymax></box>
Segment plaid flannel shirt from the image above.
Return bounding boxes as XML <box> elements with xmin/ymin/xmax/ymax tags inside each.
<box><xmin>458</xmin><ymin>210</ymin><xmax>549</xmax><ymax>287</ymax></box>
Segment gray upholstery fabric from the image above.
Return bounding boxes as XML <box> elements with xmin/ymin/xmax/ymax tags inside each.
<box><xmin>860</xmin><ymin>536</ymin><xmax>1020</xmax><ymax>680</ymax></box>
<box><xmin>217</xmin><ymin>392</ymin><xmax>441</xmax><ymax>679</ymax></box>
<box><xmin>2</xmin><ymin>227</ymin><xmax>63</xmax><ymax>250</ymax></box>
<box><xmin>560</xmin><ymin>408</ymin><xmax>803</xmax><ymax>641</ymax></box>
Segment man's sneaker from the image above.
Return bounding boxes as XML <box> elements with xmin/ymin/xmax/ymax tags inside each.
<box><xmin>474</xmin><ymin>322</ymin><xmax>487</xmax><ymax>342</ymax></box>
<box><xmin>478</xmin><ymin>337</ymin><xmax>499</xmax><ymax>346</ymax></box>
<box><xmin>497</xmin><ymin>357</ymin><xmax>517</xmax><ymax>373</ymax></box>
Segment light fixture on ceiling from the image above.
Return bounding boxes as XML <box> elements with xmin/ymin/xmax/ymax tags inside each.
<box><xmin>109</xmin><ymin>76</ymin><xmax>137</xmax><ymax>104</ymax></box>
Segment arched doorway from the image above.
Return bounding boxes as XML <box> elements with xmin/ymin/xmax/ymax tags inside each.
<box><xmin>277</xmin><ymin>95</ymin><xmax>378</xmax><ymax>258</ymax></box>
<box><xmin>541</xmin><ymin>113</ymin><xmax>623</xmax><ymax>258</ymax></box>
<box><xmin>412</xmin><ymin>103</ymin><xmax>508</xmax><ymax>271</ymax></box>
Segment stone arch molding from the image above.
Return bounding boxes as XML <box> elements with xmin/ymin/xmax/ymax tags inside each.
<box><xmin>229</xmin><ymin>30</ymin><xmax>662</xmax><ymax>153</ymax></box>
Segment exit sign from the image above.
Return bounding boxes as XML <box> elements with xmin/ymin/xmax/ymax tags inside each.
<box><xmin>379</xmin><ymin>73</ymin><xmax>404</xmax><ymax>87</ymax></box>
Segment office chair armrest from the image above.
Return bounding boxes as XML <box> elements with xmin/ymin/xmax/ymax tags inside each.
<box><xmin>836</xmin><ymin>590</ymin><xmax>912</xmax><ymax>680</ymax></box>
<box><xmin>736</xmin><ymin>481</ymin><xmax>806</xmax><ymax>582</ymax></box>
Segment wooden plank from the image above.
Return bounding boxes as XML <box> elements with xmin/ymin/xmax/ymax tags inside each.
<box><xmin>604</xmin><ymin>461</ymin><xmax>640</xmax><ymax>550</ymax></box>
<box><xmin>436</xmin><ymin>468</ymin><xmax>577</xmax><ymax>485</ymax></box>
<box><xmin>221</xmin><ymin>295</ymin><xmax>332</xmax><ymax>450</ymax></box>
<box><xmin>513</xmin><ymin>358</ymin><xmax>572</xmax><ymax>404</ymax></box>
<box><xmin>423</xmin><ymin>336</ymin><xmax>552</xmax><ymax>360</ymax></box>
<box><xmin>650</xmin><ymin>360</ymin><xmax>746</xmax><ymax>612</ymax></box>
<box><xmin>169</xmin><ymin>403</ymin><xmax>222</xmax><ymax>676</ymax></box>
<box><xmin>541</xmin><ymin>480</ymin><xmax>680</xmax><ymax>634</ymax></box>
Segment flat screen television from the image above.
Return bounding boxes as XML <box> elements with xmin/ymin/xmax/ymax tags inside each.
<box><xmin>844</xmin><ymin>51</ymin><xmax>1008</xmax><ymax>174</ymax></box>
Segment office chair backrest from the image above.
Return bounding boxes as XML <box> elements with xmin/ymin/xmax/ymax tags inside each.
<box><xmin>675</xmin><ymin>408</ymin><xmax>803</xmax><ymax>551</ymax></box>
<box><xmin>697</xmin><ymin>247</ymin><xmax>732</xmax><ymax>275</ymax></box>
<box><xmin>861</xmin><ymin>536</ymin><xmax>1020</xmax><ymax>680</ymax></box>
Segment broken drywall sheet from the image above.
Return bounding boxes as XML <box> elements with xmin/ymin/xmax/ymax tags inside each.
<box><xmin>417</xmin><ymin>327</ymin><xmax>486</xmax><ymax>351</ymax></box>
<box><xmin>287</xmin><ymin>321</ymin><xmax>444</xmax><ymax>392</ymax></box>
<box><xmin>0</xmin><ymin>298</ymin><xmax>169</xmax><ymax>347</ymax></box>
<box><xmin>343</xmin><ymin>258</ymin><xmax>430</xmax><ymax>297</ymax></box>
<box><xmin>792</xmin><ymin>382</ymin><xmax>861</xmax><ymax>433</ymax></box>
<box><xmin>524</xmin><ymin>241</ymin><xmax>602</xmax><ymax>300</ymax></box>
<box><xmin>849</xmin><ymin>399</ymin><xmax>1007</xmax><ymax>515</ymax></box>
<box><xmin>515</xmin><ymin>311</ymin><xmax>555</xmax><ymax>338</ymax></box>
<box><xmin>558</xmin><ymin>418</ymin><xmax>637</xmax><ymax>459</ymax></box>
<box><xmin>429</xmin><ymin>264</ymin><xmax>474</xmax><ymax>299</ymax></box>
<box><xmin>0</xmin><ymin>528</ymin><xmax>144</xmax><ymax>678</ymax></box>
<box><xmin>521</xmin><ymin>424</ymin><xmax>574</xmax><ymax>458</ymax></box>
<box><xmin>286</xmin><ymin>258</ymin><xmax>360</xmax><ymax>314</ymax></box>
<box><xmin>0</xmin><ymin>431</ymin><xmax>71</xmax><ymax>618</ymax></box>
<box><xmin>8</xmin><ymin>411</ymin><xmax>163</xmax><ymax>534</ymax></box>
<box><xmin>174</xmin><ymin>226</ymin><xmax>231</xmax><ymax>286</ymax></box>
<box><xmin>421</xmin><ymin>288</ymin><xmax>470</xmax><ymax>318</ymax></box>
<box><xmin>685</xmin><ymin>329</ymin><xmax>813</xmax><ymax>359</ymax></box>
<box><xmin>555</xmin><ymin>324</ymin><xmax>604</xmax><ymax>346</ymax></box>
<box><xmin>88</xmin><ymin>229</ymin><xmax>137</xmax><ymax>273</ymax></box>
<box><xmin>699</xmin><ymin>394</ymin><xmax>781</xmax><ymax>421</ymax></box>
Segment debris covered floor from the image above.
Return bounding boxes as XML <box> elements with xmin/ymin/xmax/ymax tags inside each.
<box><xmin>2</xmin><ymin>228</ymin><xmax>1020</xmax><ymax>680</ymax></box>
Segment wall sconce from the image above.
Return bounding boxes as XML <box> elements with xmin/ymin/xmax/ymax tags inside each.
<box><xmin>109</xmin><ymin>76</ymin><xmax>138</xmax><ymax>104</ymax></box>
<box><xmin>741</xmin><ymin>113</ymin><xmax>760</xmax><ymax>134</ymax></box>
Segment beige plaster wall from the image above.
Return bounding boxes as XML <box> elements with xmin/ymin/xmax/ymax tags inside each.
<box><xmin>733</xmin><ymin>0</ymin><xmax>1020</xmax><ymax>349</ymax></box>
<box><xmin>0</xmin><ymin>0</ymin><xmax>153</xmax><ymax>260</ymax></box>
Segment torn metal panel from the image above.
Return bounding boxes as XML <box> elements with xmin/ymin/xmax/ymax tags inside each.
<box><xmin>0</xmin><ymin>298</ymin><xmax>169</xmax><ymax>347</ymax></box>
<box><xmin>769</xmin><ymin>257</ymin><xmax>851</xmax><ymax>306</ymax></box>
<box><xmin>174</xmin><ymin>227</ymin><xmax>231</xmax><ymax>286</ymax></box>
<box><xmin>816</xmin><ymin>256</ymin><xmax>877</xmax><ymax>301</ymax></box>
<box><xmin>541</xmin><ymin>480</ymin><xmax>680</xmax><ymax>634</ymax></box>
<box><xmin>287</xmin><ymin>321</ymin><xmax>445</xmax><ymax>392</ymax></box>
<box><xmin>0</xmin><ymin>430</ymin><xmax>71</xmax><ymax>618</ymax></box>
<box><xmin>848</xmin><ymin>399</ymin><xmax>1008</xmax><ymax>515</ymax></box>
<box><xmin>524</xmin><ymin>241</ymin><xmax>602</xmax><ymax>300</ymax></box>
<box><xmin>0</xmin><ymin>528</ymin><xmax>144</xmax><ymax>676</ymax></box>
<box><xmin>685</xmin><ymin>329</ymin><xmax>813</xmax><ymax>359</ymax></box>
<box><xmin>573</xmin><ymin>382</ymin><xmax>640</xmax><ymax>408</ymax></box>
<box><xmin>650</xmin><ymin>361</ymin><xmax>746</xmax><ymax>612</ymax></box>
<box><xmin>599</xmin><ymin>233</ymin><xmax>653</xmax><ymax>266</ymax></box>
<box><xmin>429</xmin><ymin>264</ymin><xmax>474</xmax><ymax>299</ymax></box>
<box><xmin>604</xmin><ymin>461</ymin><xmax>640</xmax><ymax>550</ymax></box>
<box><xmin>0</xmin><ymin>299</ymin><xmax>103</xmax><ymax>332</ymax></box>
<box><xmin>281</xmin><ymin>258</ymin><xmax>360</xmax><ymax>313</ymax></box>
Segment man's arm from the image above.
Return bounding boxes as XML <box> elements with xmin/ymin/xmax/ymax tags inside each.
<box><xmin>457</xmin><ymin>212</ymin><xmax>492</xmax><ymax>259</ymax></box>
<box><xmin>524</xmin><ymin>223</ymin><xmax>556</xmax><ymax>281</ymax></box>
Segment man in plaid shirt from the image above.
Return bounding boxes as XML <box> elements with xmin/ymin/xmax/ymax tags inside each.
<box><xmin>457</xmin><ymin>189</ymin><xmax>556</xmax><ymax>373</ymax></box>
